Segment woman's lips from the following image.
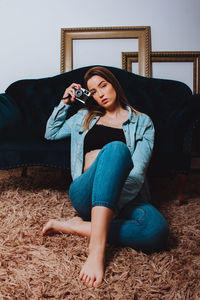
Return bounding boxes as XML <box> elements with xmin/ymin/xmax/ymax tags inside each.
<box><xmin>102</xmin><ymin>98</ymin><xmax>108</xmax><ymax>104</ymax></box>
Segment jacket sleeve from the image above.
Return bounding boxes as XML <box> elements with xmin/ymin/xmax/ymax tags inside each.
<box><xmin>120</xmin><ymin>115</ymin><xmax>155</xmax><ymax>203</ymax></box>
<box><xmin>45</xmin><ymin>101</ymin><xmax>76</xmax><ymax>140</ymax></box>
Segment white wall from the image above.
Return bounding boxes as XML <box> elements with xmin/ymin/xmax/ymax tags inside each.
<box><xmin>0</xmin><ymin>0</ymin><xmax>199</xmax><ymax>92</ymax></box>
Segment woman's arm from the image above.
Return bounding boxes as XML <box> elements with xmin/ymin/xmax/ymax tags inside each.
<box><xmin>45</xmin><ymin>101</ymin><xmax>73</xmax><ymax>140</ymax></box>
<box><xmin>120</xmin><ymin>115</ymin><xmax>155</xmax><ymax>202</ymax></box>
<box><xmin>45</xmin><ymin>83</ymin><xmax>80</xmax><ymax>140</ymax></box>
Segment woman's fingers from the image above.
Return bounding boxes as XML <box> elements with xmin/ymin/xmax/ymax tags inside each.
<box><xmin>62</xmin><ymin>83</ymin><xmax>82</xmax><ymax>103</ymax></box>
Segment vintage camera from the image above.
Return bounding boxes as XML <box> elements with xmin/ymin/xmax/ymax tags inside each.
<box><xmin>74</xmin><ymin>86</ymin><xmax>91</xmax><ymax>104</ymax></box>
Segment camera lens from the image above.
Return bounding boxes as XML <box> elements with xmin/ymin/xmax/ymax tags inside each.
<box><xmin>75</xmin><ymin>90</ymin><xmax>83</xmax><ymax>97</ymax></box>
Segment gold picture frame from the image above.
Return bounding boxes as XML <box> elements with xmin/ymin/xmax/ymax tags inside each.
<box><xmin>60</xmin><ymin>26</ymin><xmax>151</xmax><ymax>77</ymax></box>
<box><xmin>122</xmin><ymin>51</ymin><xmax>200</xmax><ymax>93</ymax></box>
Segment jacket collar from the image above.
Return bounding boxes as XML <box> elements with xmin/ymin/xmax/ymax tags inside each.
<box><xmin>124</xmin><ymin>106</ymin><xmax>137</xmax><ymax>124</ymax></box>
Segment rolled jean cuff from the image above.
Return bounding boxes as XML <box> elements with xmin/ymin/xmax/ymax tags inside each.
<box><xmin>92</xmin><ymin>202</ymin><xmax>116</xmax><ymax>212</ymax></box>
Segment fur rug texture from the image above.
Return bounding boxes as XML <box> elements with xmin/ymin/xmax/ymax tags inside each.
<box><xmin>0</xmin><ymin>167</ymin><xmax>199</xmax><ymax>300</ymax></box>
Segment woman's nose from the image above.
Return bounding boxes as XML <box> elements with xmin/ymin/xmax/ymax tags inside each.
<box><xmin>98</xmin><ymin>90</ymin><xmax>104</xmax><ymax>98</ymax></box>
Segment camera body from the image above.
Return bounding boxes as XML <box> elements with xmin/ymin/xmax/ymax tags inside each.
<box><xmin>74</xmin><ymin>86</ymin><xmax>91</xmax><ymax>104</ymax></box>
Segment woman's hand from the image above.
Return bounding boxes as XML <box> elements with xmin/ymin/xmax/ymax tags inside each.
<box><xmin>62</xmin><ymin>83</ymin><xmax>81</xmax><ymax>104</ymax></box>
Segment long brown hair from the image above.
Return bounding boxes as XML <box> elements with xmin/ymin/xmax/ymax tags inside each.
<box><xmin>83</xmin><ymin>66</ymin><xmax>137</xmax><ymax>130</ymax></box>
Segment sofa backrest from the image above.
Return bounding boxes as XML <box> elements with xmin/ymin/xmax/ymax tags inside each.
<box><xmin>5</xmin><ymin>65</ymin><xmax>192</xmax><ymax>137</ymax></box>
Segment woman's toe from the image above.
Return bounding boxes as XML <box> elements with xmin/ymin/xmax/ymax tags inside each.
<box><xmin>79</xmin><ymin>271</ymin><xmax>84</xmax><ymax>280</ymax></box>
<box><xmin>82</xmin><ymin>273</ymin><xmax>88</xmax><ymax>283</ymax></box>
<box><xmin>88</xmin><ymin>276</ymin><xmax>95</xmax><ymax>287</ymax></box>
<box><xmin>93</xmin><ymin>276</ymin><xmax>102</xmax><ymax>288</ymax></box>
<box><xmin>85</xmin><ymin>275</ymin><xmax>91</xmax><ymax>285</ymax></box>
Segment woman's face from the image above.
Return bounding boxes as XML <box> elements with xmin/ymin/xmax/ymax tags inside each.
<box><xmin>87</xmin><ymin>75</ymin><xmax>117</xmax><ymax>110</ymax></box>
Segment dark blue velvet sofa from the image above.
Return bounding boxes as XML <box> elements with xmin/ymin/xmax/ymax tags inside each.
<box><xmin>0</xmin><ymin>66</ymin><xmax>199</xmax><ymax>182</ymax></box>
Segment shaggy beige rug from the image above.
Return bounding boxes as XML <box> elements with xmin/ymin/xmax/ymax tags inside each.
<box><xmin>0</xmin><ymin>167</ymin><xmax>199</xmax><ymax>300</ymax></box>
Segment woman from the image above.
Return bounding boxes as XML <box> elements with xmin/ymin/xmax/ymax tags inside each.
<box><xmin>42</xmin><ymin>66</ymin><xmax>169</xmax><ymax>288</ymax></box>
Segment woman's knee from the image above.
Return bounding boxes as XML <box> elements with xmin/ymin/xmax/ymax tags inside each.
<box><xmin>69</xmin><ymin>181</ymin><xmax>75</xmax><ymax>201</ymax></box>
<box><xmin>143</xmin><ymin>206</ymin><xmax>170</xmax><ymax>252</ymax></box>
<box><xmin>104</xmin><ymin>141</ymin><xmax>128</xmax><ymax>152</ymax></box>
<box><xmin>129</xmin><ymin>204</ymin><xmax>169</xmax><ymax>252</ymax></box>
<box><xmin>69</xmin><ymin>181</ymin><xmax>91</xmax><ymax>220</ymax></box>
<box><xmin>102</xmin><ymin>141</ymin><xmax>132</xmax><ymax>165</ymax></box>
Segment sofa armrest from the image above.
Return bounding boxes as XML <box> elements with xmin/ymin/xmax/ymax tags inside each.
<box><xmin>0</xmin><ymin>93</ymin><xmax>22</xmax><ymax>137</ymax></box>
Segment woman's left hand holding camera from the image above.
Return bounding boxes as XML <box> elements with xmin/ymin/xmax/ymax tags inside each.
<box><xmin>61</xmin><ymin>83</ymin><xmax>81</xmax><ymax>105</ymax></box>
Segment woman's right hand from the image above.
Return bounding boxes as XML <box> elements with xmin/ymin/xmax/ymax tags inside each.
<box><xmin>61</xmin><ymin>83</ymin><xmax>81</xmax><ymax>104</ymax></box>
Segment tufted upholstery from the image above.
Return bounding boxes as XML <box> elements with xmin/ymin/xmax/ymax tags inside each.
<box><xmin>0</xmin><ymin>65</ymin><xmax>199</xmax><ymax>175</ymax></box>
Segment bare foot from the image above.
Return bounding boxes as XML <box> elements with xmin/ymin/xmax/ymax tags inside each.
<box><xmin>80</xmin><ymin>250</ymin><xmax>104</xmax><ymax>288</ymax></box>
<box><xmin>42</xmin><ymin>217</ymin><xmax>84</xmax><ymax>235</ymax></box>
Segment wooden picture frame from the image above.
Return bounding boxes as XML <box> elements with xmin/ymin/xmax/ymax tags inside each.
<box><xmin>60</xmin><ymin>26</ymin><xmax>151</xmax><ymax>77</ymax></box>
<box><xmin>122</xmin><ymin>51</ymin><xmax>200</xmax><ymax>93</ymax></box>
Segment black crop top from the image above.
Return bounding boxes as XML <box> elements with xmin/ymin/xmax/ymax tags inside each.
<box><xmin>84</xmin><ymin>124</ymin><xmax>126</xmax><ymax>155</ymax></box>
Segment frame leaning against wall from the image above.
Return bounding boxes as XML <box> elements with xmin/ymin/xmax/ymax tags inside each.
<box><xmin>122</xmin><ymin>51</ymin><xmax>200</xmax><ymax>94</ymax></box>
<box><xmin>60</xmin><ymin>26</ymin><xmax>152</xmax><ymax>77</ymax></box>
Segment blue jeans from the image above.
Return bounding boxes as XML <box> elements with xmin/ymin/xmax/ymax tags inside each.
<box><xmin>69</xmin><ymin>141</ymin><xmax>169</xmax><ymax>252</ymax></box>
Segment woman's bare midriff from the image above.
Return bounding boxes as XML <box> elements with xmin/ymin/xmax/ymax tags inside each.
<box><xmin>83</xmin><ymin>149</ymin><xmax>101</xmax><ymax>172</ymax></box>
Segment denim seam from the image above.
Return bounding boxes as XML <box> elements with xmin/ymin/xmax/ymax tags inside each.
<box><xmin>92</xmin><ymin>148</ymin><xmax>105</xmax><ymax>208</ymax></box>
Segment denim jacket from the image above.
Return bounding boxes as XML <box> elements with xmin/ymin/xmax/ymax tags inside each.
<box><xmin>45</xmin><ymin>101</ymin><xmax>155</xmax><ymax>208</ymax></box>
